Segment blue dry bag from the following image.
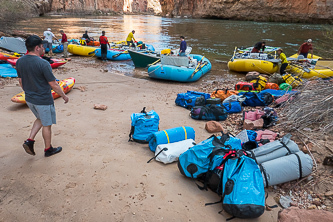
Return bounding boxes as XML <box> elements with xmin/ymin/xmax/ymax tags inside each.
<box><xmin>222</xmin><ymin>101</ymin><xmax>242</xmax><ymax>113</ymax></box>
<box><xmin>175</xmin><ymin>91</ymin><xmax>210</xmax><ymax>109</ymax></box>
<box><xmin>190</xmin><ymin>104</ymin><xmax>228</xmax><ymax>121</ymax></box>
<box><xmin>239</xmin><ymin>92</ymin><xmax>274</xmax><ymax>107</ymax></box>
<box><xmin>129</xmin><ymin>107</ymin><xmax>160</xmax><ymax>143</ymax></box>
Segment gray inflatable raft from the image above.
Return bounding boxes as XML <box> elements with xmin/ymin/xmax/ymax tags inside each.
<box><xmin>0</xmin><ymin>36</ymin><xmax>26</xmax><ymax>54</ymax></box>
<box><xmin>247</xmin><ymin>134</ymin><xmax>299</xmax><ymax>164</ymax></box>
<box><xmin>260</xmin><ymin>151</ymin><xmax>313</xmax><ymax>187</ymax></box>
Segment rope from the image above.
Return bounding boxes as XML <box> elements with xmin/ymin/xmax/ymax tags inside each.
<box><xmin>147</xmin><ymin>65</ymin><xmax>162</xmax><ymax>75</ymax></box>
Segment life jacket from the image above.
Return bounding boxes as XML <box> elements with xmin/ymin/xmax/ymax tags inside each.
<box><xmin>235</xmin><ymin>82</ymin><xmax>255</xmax><ymax>91</ymax></box>
<box><xmin>282</xmin><ymin>74</ymin><xmax>302</xmax><ymax>88</ymax></box>
<box><xmin>211</xmin><ymin>89</ymin><xmax>238</xmax><ymax>102</ymax></box>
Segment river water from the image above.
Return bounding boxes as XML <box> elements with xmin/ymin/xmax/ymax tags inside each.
<box><xmin>16</xmin><ymin>15</ymin><xmax>331</xmax><ymax>84</ymax></box>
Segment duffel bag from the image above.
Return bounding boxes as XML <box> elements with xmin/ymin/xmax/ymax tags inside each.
<box><xmin>235</xmin><ymin>82</ymin><xmax>255</xmax><ymax>91</ymax></box>
<box><xmin>222</xmin><ymin>101</ymin><xmax>242</xmax><ymax>113</ymax></box>
<box><xmin>264</xmin><ymin>82</ymin><xmax>280</xmax><ymax>90</ymax></box>
<box><xmin>239</xmin><ymin>92</ymin><xmax>274</xmax><ymax>107</ymax></box>
<box><xmin>211</xmin><ymin>89</ymin><xmax>238</xmax><ymax>102</ymax></box>
<box><xmin>190</xmin><ymin>104</ymin><xmax>228</xmax><ymax>121</ymax></box>
<box><xmin>251</xmin><ymin>75</ymin><xmax>267</xmax><ymax>91</ymax></box>
<box><xmin>175</xmin><ymin>90</ymin><xmax>210</xmax><ymax>109</ymax></box>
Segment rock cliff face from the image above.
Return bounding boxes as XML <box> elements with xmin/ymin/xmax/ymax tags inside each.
<box><xmin>159</xmin><ymin>0</ymin><xmax>333</xmax><ymax>23</ymax></box>
<box><xmin>50</xmin><ymin>0</ymin><xmax>162</xmax><ymax>15</ymax></box>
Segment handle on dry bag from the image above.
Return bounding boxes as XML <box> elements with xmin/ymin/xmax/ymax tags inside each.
<box><xmin>147</xmin><ymin>148</ymin><xmax>168</xmax><ymax>163</ymax></box>
<box><xmin>141</xmin><ymin>107</ymin><xmax>147</xmax><ymax>114</ymax></box>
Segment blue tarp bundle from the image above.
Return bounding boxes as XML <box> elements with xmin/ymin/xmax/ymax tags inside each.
<box><xmin>0</xmin><ymin>63</ymin><xmax>17</xmax><ymax>77</ymax></box>
<box><xmin>146</xmin><ymin>126</ymin><xmax>195</xmax><ymax>152</ymax></box>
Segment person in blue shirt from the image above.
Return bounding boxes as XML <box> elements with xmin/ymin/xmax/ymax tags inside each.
<box><xmin>179</xmin><ymin>36</ymin><xmax>187</xmax><ymax>56</ymax></box>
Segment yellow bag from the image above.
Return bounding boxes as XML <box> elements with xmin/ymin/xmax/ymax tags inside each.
<box><xmin>161</xmin><ymin>49</ymin><xmax>171</xmax><ymax>55</ymax></box>
<box><xmin>250</xmin><ymin>76</ymin><xmax>267</xmax><ymax>91</ymax></box>
<box><xmin>282</xmin><ymin>74</ymin><xmax>302</xmax><ymax>88</ymax></box>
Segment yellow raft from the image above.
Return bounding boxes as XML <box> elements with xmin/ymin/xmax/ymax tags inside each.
<box><xmin>228</xmin><ymin>59</ymin><xmax>279</xmax><ymax>74</ymax></box>
<box><xmin>289</xmin><ymin>54</ymin><xmax>322</xmax><ymax>59</ymax></box>
<box><xmin>67</xmin><ymin>44</ymin><xmax>96</xmax><ymax>56</ymax></box>
<box><xmin>288</xmin><ymin>60</ymin><xmax>333</xmax><ymax>79</ymax></box>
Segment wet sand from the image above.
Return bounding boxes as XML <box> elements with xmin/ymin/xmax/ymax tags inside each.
<box><xmin>0</xmin><ymin>58</ymin><xmax>279</xmax><ymax>221</ymax></box>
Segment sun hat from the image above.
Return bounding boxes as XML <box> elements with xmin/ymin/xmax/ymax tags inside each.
<box><xmin>277</xmin><ymin>48</ymin><xmax>283</xmax><ymax>51</ymax></box>
<box><xmin>47</xmin><ymin>28</ymin><xmax>51</xmax><ymax>31</ymax></box>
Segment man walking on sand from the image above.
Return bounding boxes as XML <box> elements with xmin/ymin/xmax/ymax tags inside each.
<box><xmin>60</xmin><ymin>30</ymin><xmax>68</xmax><ymax>58</ymax></box>
<box><xmin>16</xmin><ymin>35</ymin><xmax>69</xmax><ymax>157</ymax></box>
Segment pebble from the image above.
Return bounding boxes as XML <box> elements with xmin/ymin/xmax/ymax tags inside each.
<box><xmin>279</xmin><ymin>195</ymin><xmax>292</xmax><ymax>209</ymax></box>
<box><xmin>324</xmin><ymin>191</ymin><xmax>333</xmax><ymax>197</ymax></box>
<box><xmin>307</xmin><ymin>205</ymin><xmax>317</xmax><ymax>210</ymax></box>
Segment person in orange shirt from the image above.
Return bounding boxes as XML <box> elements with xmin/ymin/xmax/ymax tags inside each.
<box><xmin>99</xmin><ymin>31</ymin><xmax>110</xmax><ymax>61</ymax></box>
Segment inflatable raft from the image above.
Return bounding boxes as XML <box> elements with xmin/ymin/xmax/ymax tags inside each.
<box><xmin>7</xmin><ymin>58</ymin><xmax>67</xmax><ymax>69</ymax></box>
<box><xmin>288</xmin><ymin>61</ymin><xmax>333</xmax><ymax>78</ymax></box>
<box><xmin>228</xmin><ymin>58</ymin><xmax>279</xmax><ymax>74</ymax></box>
<box><xmin>147</xmin><ymin>54</ymin><xmax>211</xmax><ymax>82</ymax></box>
<box><xmin>67</xmin><ymin>44</ymin><xmax>97</xmax><ymax>56</ymax></box>
<box><xmin>11</xmin><ymin>77</ymin><xmax>75</xmax><ymax>104</ymax></box>
<box><xmin>0</xmin><ymin>63</ymin><xmax>17</xmax><ymax>77</ymax></box>
<box><xmin>95</xmin><ymin>44</ymin><xmax>155</xmax><ymax>61</ymax></box>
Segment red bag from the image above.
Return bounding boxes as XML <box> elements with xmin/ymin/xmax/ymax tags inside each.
<box><xmin>235</xmin><ymin>82</ymin><xmax>255</xmax><ymax>91</ymax></box>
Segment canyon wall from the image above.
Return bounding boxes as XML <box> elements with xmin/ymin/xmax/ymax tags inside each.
<box><xmin>50</xmin><ymin>0</ymin><xmax>162</xmax><ymax>15</ymax></box>
<box><xmin>159</xmin><ymin>0</ymin><xmax>333</xmax><ymax>23</ymax></box>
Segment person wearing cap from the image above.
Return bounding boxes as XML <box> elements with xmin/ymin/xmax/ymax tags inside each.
<box><xmin>277</xmin><ymin>48</ymin><xmax>288</xmax><ymax>75</ymax></box>
<box><xmin>251</xmin><ymin>41</ymin><xmax>266</xmax><ymax>53</ymax></box>
<box><xmin>297</xmin><ymin>39</ymin><xmax>313</xmax><ymax>59</ymax></box>
<box><xmin>43</xmin><ymin>28</ymin><xmax>57</xmax><ymax>56</ymax></box>
<box><xmin>126</xmin><ymin>30</ymin><xmax>136</xmax><ymax>47</ymax></box>
<box><xmin>179</xmin><ymin>36</ymin><xmax>187</xmax><ymax>56</ymax></box>
<box><xmin>99</xmin><ymin>31</ymin><xmax>110</xmax><ymax>61</ymax></box>
<box><xmin>16</xmin><ymin>35</ymin><xmax>69</xmax><ymax>157</ymax></box>
<box><xmin>59</xmin><ymin>30</ymin><xmax>68</xmax><ymax>58</ymax></box>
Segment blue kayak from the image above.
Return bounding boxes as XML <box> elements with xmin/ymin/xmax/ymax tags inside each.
<box><xmin>147</xmin><ymin>54</ymin><xmax>211</xmax><ymax>82</ymax></box>
<box><xmin>45</xmin><ymin>44</ymin><xmax>64</xmax><ymax>53</ymax></box>
<box><xmin>94</xmin><ymin>44</ymin><xmax>155</xmax><ymax>61</ymax></box>
<box><xmin>0</xmin><ymin>63</ymin><xmax>17</xmax><ymax>78</ymax></box>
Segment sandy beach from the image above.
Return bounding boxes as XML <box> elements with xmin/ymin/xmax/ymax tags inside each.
<box><xmin>0</xmin><ymin>57</ymin><xmax>281</xmax><ymax>221</ymax></box>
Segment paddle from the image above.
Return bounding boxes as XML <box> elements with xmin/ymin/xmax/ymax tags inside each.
<box><xmin>192</xmin><ymin>56</ymin><xmax>205</xmax><ymax>75</ymax></box>
<box><xmin>148</xmin><ymin>59</ymin><xmax>161</xmax><ymax>67</ymax></box>
<box><xmin>230</xmin><ymin>46</ymin><xmax>237</xmax><ymax>62</ymax></box>
<box><xmin>190</xmin><ymin>61</ymin><xmax>208</xmax><ymax>79</ymax></box>
<box><xmin>112</xmin><ymin>50</ymin><xmax>128</xmax><ymax>58</ymax></box>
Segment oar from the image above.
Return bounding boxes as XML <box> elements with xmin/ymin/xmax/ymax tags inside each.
<box><xmin>148</xmin><ymin>59</ymin><xmax>161</xmax><ymax>67</ymax></box>
<box><xmin>230</xmin><ymin>46</ymin><xmax>237</xmax><ymax>62</ymax></box>
<box><xmin>192</xmin><ymin>56</ymin><xmax>205</xmax><ymax>75</ymax></box>
<box><xmin>112</xmin><ymin>50</ymin><xmax>128</xmax><ymax>58</ymax></box>
<box><xmin>190</xmin><ymin>61</ymin><xmax>208</xmax><ymax>79</ymax></box>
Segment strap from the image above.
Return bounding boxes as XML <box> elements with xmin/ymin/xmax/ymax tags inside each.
<box><xmin>280</xmin><ymin>141</ymin><xmax>291</xmax><ymax>154</ymax></box>
<box><xmin>205</xmin><ymin>197</ymin><xmax>222</xmax><ymax>206</ymax></box>
<box><xmin>147</xmin><ymin>148</ymin><xmax>168</xmax><ymax>163</ymax></box>
<box><xmin>163</xmin><ymin>130</ymin><xmax>170</xmax><ymax>144</ymax></box>
<box><xmin>260</xmin><ymin>164</ymin><xmax>269</xmax><ymax>188</ymax></box>
<box><xmin>141</xmin><ymin>107</ymin><xmax>147</xmax><ymax>114</ymax></box>
<box><xmin>265</xmin><ymin>192</ymin><xmax>279</xmax><ymax>209</ymax></box>
<box><xmin>226</xmin><ymin>216</ymin><xmax>236</xmax><ymax>221</ymax></box>
<box><xmin>294</xmin><ymin>153</ymin><xmax>303</xmax><ymax>179</ymax></box>
<box><xmin>128</xmin><ymin>126</ymin><xmax>134</xmax><ymax>142</ymax></box>
<box><xmin>248</xmin><ymin>150</ymin><xmax>259</xmax><ymax>164</ymax></box>
<box><xmin>182</xmin><ymin>126</ymin><xmax>187</xmax><ymax>140</ymax></box>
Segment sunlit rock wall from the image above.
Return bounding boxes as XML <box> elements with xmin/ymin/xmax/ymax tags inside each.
<box><xmin>159</xmin><ymin>0</ymin><xmax>333</xmax><ymax>23</ymax></box>
<box><xmin>50</xmin><ymin>0</ymin><xmax>162</xmax><ymax>15</ymax></box>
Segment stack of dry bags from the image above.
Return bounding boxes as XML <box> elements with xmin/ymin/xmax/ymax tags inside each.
<box><xmin>246</xmin><ymin>134</ymin><xmax>313</xmax><ymax>187</ymax></box>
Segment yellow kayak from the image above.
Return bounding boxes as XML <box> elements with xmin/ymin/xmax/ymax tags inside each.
<box><xmin>67</xmin><ymin>44</ymin><xmax>96</xmax><ymax>56</ymax></box>
<box><xmin>288</xmin><ymin>60</ymin><xmax>333</xmax><ymax>79</ymax></box>
<box><xmin>228</xmin><ymin>59</ymin><xmax>279</xmax><ymax>74</ymax></box>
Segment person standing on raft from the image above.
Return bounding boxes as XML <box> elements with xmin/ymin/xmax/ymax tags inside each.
<box><xmin>179</xmin><ymin>36</ymin><xmax>187</xmax><ymax>56</ymax></box>
<box><xmin>126</xmin><ymin>30</ymin><xmax>136</xmax><ymax>47</ymax></box>
<box><xmin>297</xmin><ymin>39</ymin><xmax>314</xmax><ymax>59</ymax></box>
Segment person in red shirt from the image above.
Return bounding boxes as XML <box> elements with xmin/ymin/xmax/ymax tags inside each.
<box><xmin>99</xmin><ymin>31</ymin><xmax>110</xmax><ymax>61</ymax></box>
<box><xmin>297</xmin><ymin>39</ymin><xmax>313</xmax><ymax>59</ymax></box>
<box><xmin>60</xmin><ymin>30</ymin><xmax>68</xmax><ymax>58</ymax></box>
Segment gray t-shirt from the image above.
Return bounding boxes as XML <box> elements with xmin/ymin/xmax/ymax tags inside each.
<box><xmin>16</xmin><ymin>55</ymin><xmax>56</xmax><ymax>105</ymax></box>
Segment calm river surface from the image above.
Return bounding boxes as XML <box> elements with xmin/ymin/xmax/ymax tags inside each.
<box><xmin>16</xmin><ymin>15</ymin><xmax>332</xmax><ymax>83</ymax></box>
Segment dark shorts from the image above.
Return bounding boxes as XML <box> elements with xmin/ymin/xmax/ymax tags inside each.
<box><xmin>101</xmin><ymin>44</ymin><xmax>108</xmax><ymax>54</ymax></box>
<box><xmin>300</xmin><ymin>52</ymin><xmax>308</xmax><ymax>59</ymax></box>
<box><xmin>127</xmin><ymin>41</ymin><xmax>134</xmax><ymax>46</ymax></box>
<box><xmin>26</xmin><ymin>102</ymin><xmax>56</xmax><ymax>126</ymax></box>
